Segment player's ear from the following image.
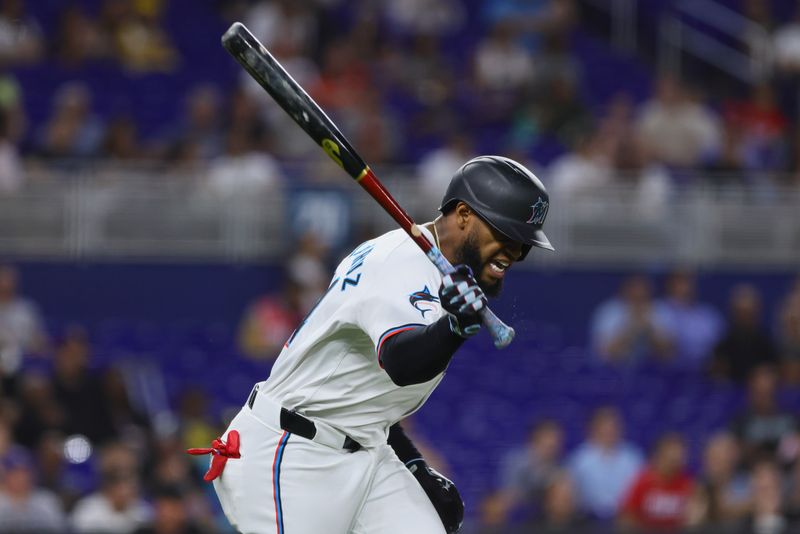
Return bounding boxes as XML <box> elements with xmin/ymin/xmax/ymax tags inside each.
<box><xmin>455</xmin><ymin>202</ymin><xmax>471</xmax><ymax>230</ymax></box>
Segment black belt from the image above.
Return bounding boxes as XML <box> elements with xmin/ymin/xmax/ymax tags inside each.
<box><xmin>247</xmin><ymin>388</ymin><xmax>362</xmax><ymax>453</ymax></box>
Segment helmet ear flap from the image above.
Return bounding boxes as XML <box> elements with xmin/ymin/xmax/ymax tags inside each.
<box><xmin>519</xmin><ymin>244</ymin><xmax>533</xmax><ymax>261</ymax></box>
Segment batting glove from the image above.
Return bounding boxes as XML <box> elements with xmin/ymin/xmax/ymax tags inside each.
<box><xmin>407</xmin><ymin>459</ymin><xmax>464</xmax><ymax>534</ymax></box>
<box><xmin>439</xmin><ymin>265</ymin><xmax>486</xmax><ymax>338</ymax></box>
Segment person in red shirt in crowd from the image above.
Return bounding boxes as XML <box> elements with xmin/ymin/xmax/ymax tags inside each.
<box><xmin>237</xmin><ymin>278</ymin><xmax>304</xmax><ymax>361</ymax></box>
<box><xmin>619</xmin><ymin>432</ymin><xmax>695</xmax><ymax>532</ymax></box>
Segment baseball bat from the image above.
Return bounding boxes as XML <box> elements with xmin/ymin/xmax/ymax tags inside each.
<box><xmin>221</xmin><ymin>22</ymin><xmax>515</xmax><ymax>349</ymax></box>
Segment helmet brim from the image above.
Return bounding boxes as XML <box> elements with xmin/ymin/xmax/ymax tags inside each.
<box><xmin>474</xmin><ymin>207</ymin><xmax>555</xmax><ymax>253</ymax></box>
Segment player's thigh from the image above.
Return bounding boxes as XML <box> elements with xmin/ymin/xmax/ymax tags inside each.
<box><xmin>214</xmin><ymin>409</ymin><xmax>371</xmax><ymax>534</ymax></box>
<box><xmin>352</xmin><ymin>452</ymin><xmax>445</xmax><ymax>534</ymax></box>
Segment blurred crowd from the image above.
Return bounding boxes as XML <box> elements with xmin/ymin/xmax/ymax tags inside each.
<box><xmin>473</xmin><ymin>385</ymin><xmax>800</xmax><ymax>534</ymax></box>
<box><xmin>590</xmin><ymin>270</ymin><xmax>800</xmax><ymax>383</ymax></box>
<box><xmin>1</xmin><ymin>0</ymin><xmax>800</xmax><ymax>202</ymax></box>
<box><xmin>0</xmin><ymin>264</ymin><xmax>230</xmax><ymax>533</ymax></box>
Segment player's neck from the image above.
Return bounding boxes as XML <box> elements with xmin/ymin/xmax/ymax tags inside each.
<box><xmin>428</xmin><ymin>217</ymin><xmax>457</xmax><ymax>264</ymax></box>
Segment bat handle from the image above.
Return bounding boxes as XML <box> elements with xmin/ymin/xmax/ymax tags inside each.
<box><xmin>426</xmin><ymin>246</ymin><xmax>516</xmax><ymax>349</ymax></box>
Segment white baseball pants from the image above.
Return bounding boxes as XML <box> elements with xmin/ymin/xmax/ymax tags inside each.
<box><xmin>212</xmin><ymin>399</ymin><xmax>445</xmax><ymax>534</ymax></box>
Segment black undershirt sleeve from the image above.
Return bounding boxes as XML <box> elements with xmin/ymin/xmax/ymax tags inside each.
<box><xmin>379</xmin><ymin>316</ymin><xmax>465</xmax><ymax>387</ymax></box>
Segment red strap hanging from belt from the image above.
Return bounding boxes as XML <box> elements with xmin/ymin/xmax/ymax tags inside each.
<box><xmin>186</xmin><ymin>430</ymin><xmax>241</xmax><ymax>482</ymax></box>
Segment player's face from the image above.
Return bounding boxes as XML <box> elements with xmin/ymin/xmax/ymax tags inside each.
<box><xmin>455</xmin><ymin>215</ymin><xmax>523</xmax><ymax>298</ymax></box>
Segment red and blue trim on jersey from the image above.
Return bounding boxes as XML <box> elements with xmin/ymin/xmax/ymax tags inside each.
<box><xmin>272</xmin><ymin>431</ymin><xmax>290</xmax><ymax>534</ymax></box>
<box><xmin>376</xmin><ymin>323</ymin><xmax>424</xmax><ymax>367</ymax></box>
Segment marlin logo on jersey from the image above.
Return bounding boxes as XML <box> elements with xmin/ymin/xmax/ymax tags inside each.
<box><xmin>409</xmin><ymin>286</ymin><xmax>439</xmax><ymax>317</ymax></box>
<box><xmin>527</xmin><ymin>197</ymin><xmax>549</xmax><ymax>225</ymax></box>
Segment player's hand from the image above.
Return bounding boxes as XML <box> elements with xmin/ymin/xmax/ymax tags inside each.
<box><xmin>407</xmin><ymin>460</ymin><xmax>464</xmax><ymax>533</ymax></box>
<box><xmin>439</xmin><ymin>264</ymin><xmax>486</xmax><ymax>338</ymax></box>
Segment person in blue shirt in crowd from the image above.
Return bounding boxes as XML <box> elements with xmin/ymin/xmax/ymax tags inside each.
<box><xmin>567</xmin><ymin>406</ymin><xmax>644</xmax><ymax>520</ymax></box>
<box><xmin>590</xmin><ymin>275</ymin><xmax>673</xmax><ymax>364</ymax></box>
<box><xmin>654</xmin><ymin>269</ymin><xmax>724</xmax><ymax>370</ymax></box>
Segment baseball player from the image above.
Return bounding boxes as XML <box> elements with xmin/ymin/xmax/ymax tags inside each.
<box><xmin>189</xmin><ymin>156</ymin><xmax>553</xmax><ymax>533</ymax></box>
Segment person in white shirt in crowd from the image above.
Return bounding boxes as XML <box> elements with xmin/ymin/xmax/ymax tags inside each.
<box><xmin>636</xmin><ymin>76</ymin><xmax>722</xmax><ymax>168</ymax></box>
<box><xmin>548</xmin><ymin>131</ymin><xmax>613</xmax><ymax>199</ymax></box>
<box><xmin>418</xmin><ymin>133</ymin><xmax>475</xmax><ymax>202</ymax></box>
<box><xmin>71</xmin><ymin>470</ymin><xmax>151</xmax><ymax>534</ymax></box>
<box><xmin>0</xmin><ymin>446</ymin><xmax>66</xmax><ymax>533</ymax></box>
<box><xmin>0</xmin><ymin>265</ymin><xmax>47</xmax><ymax>381</ymax></box>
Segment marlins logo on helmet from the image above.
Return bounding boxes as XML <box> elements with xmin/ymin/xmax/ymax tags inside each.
<box><xmin>409</xmin><ymin>286</ymin><xmax>439</xmax><ymax>318</ymax></box>
<box><xmin>527</xmin><ymin>198</ymin><xmax>549</xmax><ymax>225</ymax></box>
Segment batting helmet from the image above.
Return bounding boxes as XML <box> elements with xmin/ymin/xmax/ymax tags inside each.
<box><xmin>439</xmin><ymin>156</ymin><xmax>554</xmax><ymax>259</ymax></box>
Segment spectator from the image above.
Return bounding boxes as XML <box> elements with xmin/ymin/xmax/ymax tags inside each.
<box><xmin>390</xmin><ymin>34</ymin><xmax>456</xmax><ymax>116</ymax></box>
<box><xmin>0</xmin><ymin>0</ymin><xmax>43</xmax><ymax>67</ymax></box>
<box><xmin>71</xmin><ymin>470</ymin><xmax>151</xmax><ymax>534</ymax></box>
<box><xmin>567</xmin><ymin>406</ymin><xmax>644</xmax><ymax>520</ymax></box>
<box><xmin>417</xmin><ymin>132</ymin><xmax>474</xmax><ymax>202</ymax></box>
<box><xmin>0</xmin><ymin>417</ymin><xmax>8</xmax><ymax>456</ymax></box>
<box><xmin>636</xmin><ymin>76</ymin><xmax>721</xmax><ymax>167</ymax></box>
<box><xmin>774</xmin><ymin>3</ymin><xmax>800</xmax><ymax>75</ymax></box>
<box><xmin>612</xmin><ymin>134</ymin><xmax>673</xmax><ymax>219</ymax></box>
<box><xmin>132</xmin><ymin>485</ymin><xmax>204</xmax><ymax>534</ymax></box>
<box><xmin>693</xmin><ymin>433</ymin><xmax>751</xmax><ymax>528</ymax></box>
<box><xmin>12</xmin><ymin>373</ymin><xmax>64</xmax><ymax>450</ymax></box>
<box><xmin>311</xmin><ymin>39</ymin><xmax>370</xmax><ymax>117</ymax></box>
<box><xmin>384</xmin><ymin>0</ymin><xmax>465</xmax><ymax>37</ymax></box>
<box><xmin>704</xmin><ymin>118</ymin><xmax>750</xmax><ymax>188</ymax></box>
<box><xmin>237</xmin><ymin>278</ymin><xmax>304</xmax><ymax>360</ymax></box>
<box><xmin>112</xmin><ymin>1</ymin><xmax>178</xmax><ymax>72</ymax></box>
<box><xmin>482</xmin><ymin>0</ymin><xmax>576</xmax><ymax>52</ymax></box>
<box><xmin>341</xmin><ymin>88</ymin><xmax>402</xmax><ymax>164</ymax></box>
<box><xmin>52</xmin><ymin>327</ymin><xmax>116</xmax><ymax>445</ymax></box>
<box><xmin>538</xmin><ymin>77</ymin><xmax>591</xmax><ymax>144</ymax></box>
<box><xmin>777</xmin><ymin>278</ymin><xmax>800</xmax><ymax>383</ymax></box>
<box><xmin>287</xmin><ymin>232</ymin><xmax>329</xmax><ymax>314</ymax></box>
<box><xmin>177</xmin><ymin>388</ymin><xmax>217</xmax><ymax>458</ymax></box>
<box><xmin>711</xmin><ymin>284</ymin><xmax>778</xmax><ymax>382</ymax></box>
<box><xmin>737</xmin><ymin>460</ymin><xmax>789</xmax><ymax>534</ymax></box>
<box><xmin>205</xmin><ymin>126</ymin><xmax>284</xmax><ymax>199</ymax></box>
<box><xmin>785</xmin><ymin>456</ymin><xmax>800</xmax><ymax>520</ymax></box>
<box><xmin>619</xmin><ymin>433</ymin><xmax>695</xmax><ymax>532</ymax></box>
<box><xmin>244</xmin><ymin>0</ymin><xmax>318</xmax><ymax>58</ymax></box>
<box><xmin>590</xmin><ymin>275</ymin><xmax>672</xmax><ymax>364</ymax></box>
<box><xmin>0</xmin><ymin>75</ymin><xmax>25</xmax><ymax>143</ymax></box>
<box><xmin>474</xmin><ymin>21</ymin><xmax>534</xmax><ymax>93</ymax></box>
<box><xmin>730</xmin><ymin>365</ymin><xmax>800</xmax><ymax>468</ymax></box>
<box><xmin>0</xmin><ymin>265</ymin><xmax>47</xmax><ymax>385</ymax></box>
<box><xmin>531</xmin><ymin>471</ymin><xmax>588</xmax><ymax>534</ymax></box>
<box><xmin>722</xmin><ymin>84</ymin><xmax>787</xmax><ymax>174</ymax></box>
<box><xmin>52</xmin><ymin>4</ymin><xmax>106</xmax><ymax>68</ymax></box>
<box><xmin>548</xmin><ymin>131</ymin><xmax>613</xmax><ymax>199</ymax></box>
<box><xmin>157</xmin><ymin>85</ymin><xmax>224</xmax><ymax>161</ymax></box>
<box><xmin>37</xmin><ymin>82</ymin><xmax>105</xmax><ymax>159</ymax></box>
<box><xmin>0</xmin><ymin>108</ymin><xmax>23</xmax><ymax>194</ymax></box>
<box><xmin>654</xmin><ymin>270</ymin><xmax>724</xmax><ymax>370</ymax></box>
<box><xmin>101</xmin><ymin>116</ymin><xmax>142</xmax><ymax>161</ymax></box>
<box><xmin>490</xmin><ymin>419</ymin><xmax>565</xmax><ymax>523</ymax></box>
<box><xmin>103</xmin><ymin>369</ymin><xmax>150</xmax><ymax>445</ymax></box>
<box><xmin>0</xmin><ymin>446</ymin><xmax>67</xmax><ymax>533</ymax></box>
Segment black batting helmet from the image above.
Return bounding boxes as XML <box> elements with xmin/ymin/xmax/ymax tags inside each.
<box><xmin>439</xmin><ymin>155</ymin><xmax>554</xmax><ymax>259</ymax></box>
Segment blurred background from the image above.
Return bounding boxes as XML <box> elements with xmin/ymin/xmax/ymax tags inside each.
<box><xmin>1</xmin><ymin>0</ymin><xmax>800</xmax><ymax>532</ymax></box>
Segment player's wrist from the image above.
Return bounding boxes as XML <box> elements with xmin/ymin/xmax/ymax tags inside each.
<box><xmin>447</xmin><ymin>314</ymin><xmax>480</xmax><ymax>338</ymax></box>
<box><xmin>404</xmin><ymin>458</ymin><xmax>426</xmax><ymax>473</ymax></box>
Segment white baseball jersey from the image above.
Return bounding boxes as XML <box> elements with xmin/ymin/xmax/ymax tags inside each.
<box><xmin>258</xmin><ymin>225</ymin><xmax>446</xmax><ymax>448</ymax></box>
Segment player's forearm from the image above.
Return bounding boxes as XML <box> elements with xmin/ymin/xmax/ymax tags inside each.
<box><xmin>387</xmin><ymin>423</ymin><xmax>423</xmax><ymax>464</ymax></box>
<box><xmin>380</xmin><ymin>317</ymin><xmax>465</xmax><ymax>386</ymax></box>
